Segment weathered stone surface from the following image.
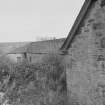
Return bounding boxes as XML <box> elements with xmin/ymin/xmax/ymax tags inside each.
<box><xmin>65</xmin><ymin>0</ymin><xmax>105</xmax><ymax>104</ymax></box>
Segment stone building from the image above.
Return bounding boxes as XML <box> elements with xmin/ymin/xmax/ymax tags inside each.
<box><xmin>60</xmin><ymin>0</ymin><xmax>105</xmax><ymax>104</ymax></box>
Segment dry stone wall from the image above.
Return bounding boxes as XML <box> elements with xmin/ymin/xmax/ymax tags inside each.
<box><xmin>65</xmin><ymin>0</ymin><xmax>105</xmax><ymax>105</ymax></box>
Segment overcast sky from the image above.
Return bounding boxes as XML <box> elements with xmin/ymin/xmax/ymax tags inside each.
<box><xmin>0</xmin><ymin>0</ymin><xmax>85</xmax><ymax>42</ymax></box>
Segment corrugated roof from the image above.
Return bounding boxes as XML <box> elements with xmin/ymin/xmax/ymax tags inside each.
<box><xmin>8</xmin><ymin>43</ymin><xmax>31</xmax><ymax>54</ymax></box>
<box><xmin>9</xmin><ymin>38</ymin><xmax>65</xmax><ymax>54</ymax></box>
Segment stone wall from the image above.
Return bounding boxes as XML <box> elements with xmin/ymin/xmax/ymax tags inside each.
<box><xmin>65</xmin><ymin>0</ymin><xmax>105</xmax><ymax>105</ymax></box>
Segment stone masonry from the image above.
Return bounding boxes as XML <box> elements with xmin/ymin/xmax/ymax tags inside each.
<box><xmin>64</xmin><ymin>0</ymin><xmax>105</xmax><ymax>105</ymax></box>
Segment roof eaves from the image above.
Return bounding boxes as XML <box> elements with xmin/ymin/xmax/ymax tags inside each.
<box><xmin>60</xmin><ymin>0</ymin><xmax>97</xmax><ymax>52</ymax></box>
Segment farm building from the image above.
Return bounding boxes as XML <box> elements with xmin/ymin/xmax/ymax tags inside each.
<box><xmin>7</xmin><ymin>38</ymin><xmax>65</xmax><ymax>63</ymax></box>
<box><xmin>60</xmin><ymin>0</ymin><xmax>105</xmax><ymax>104</ymax></box>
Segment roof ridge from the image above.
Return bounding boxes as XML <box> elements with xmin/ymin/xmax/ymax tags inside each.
<box><xmin>60</xmin><ymin>0</ymin><xmax>97</xmax><ymax>51</ymax></box>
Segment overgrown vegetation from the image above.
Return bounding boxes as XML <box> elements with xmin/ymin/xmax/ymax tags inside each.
<box><xmin>0</xmin><ymin>53</ymin><xmax>67</xmax><ymax>105</ymax></box>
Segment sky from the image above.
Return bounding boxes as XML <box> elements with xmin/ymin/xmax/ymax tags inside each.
<box><xmin>0</xmin><ymin>0</ymin><xmax>85</xmax><ymax>42</ymax></box>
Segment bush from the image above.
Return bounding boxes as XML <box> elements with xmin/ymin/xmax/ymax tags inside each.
<box><xmin>0</xmin><ymin>53</ymin><xmax>67</xmax><ymax>105</ymax></box>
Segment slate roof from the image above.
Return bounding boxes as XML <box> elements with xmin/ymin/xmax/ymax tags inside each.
<box><xmin>9</xmin><ymin>38</ymin><xmax>65</xmax><ymax>54</ymax></box>
<box><xmin>60</xmin><ymin>0</ymin><xmax>97</xmax><ymax>51</ymax></box>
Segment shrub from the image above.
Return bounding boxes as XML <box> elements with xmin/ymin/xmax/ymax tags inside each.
<box><xmin>0</xmin><ymin>53</ymin><xmax>67</xmax><ymax>105</ymax></box>
<box><xmin>42</xmin><ymin>53</ymin><xmax>67</xmax><ymax>91</ymax></box>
